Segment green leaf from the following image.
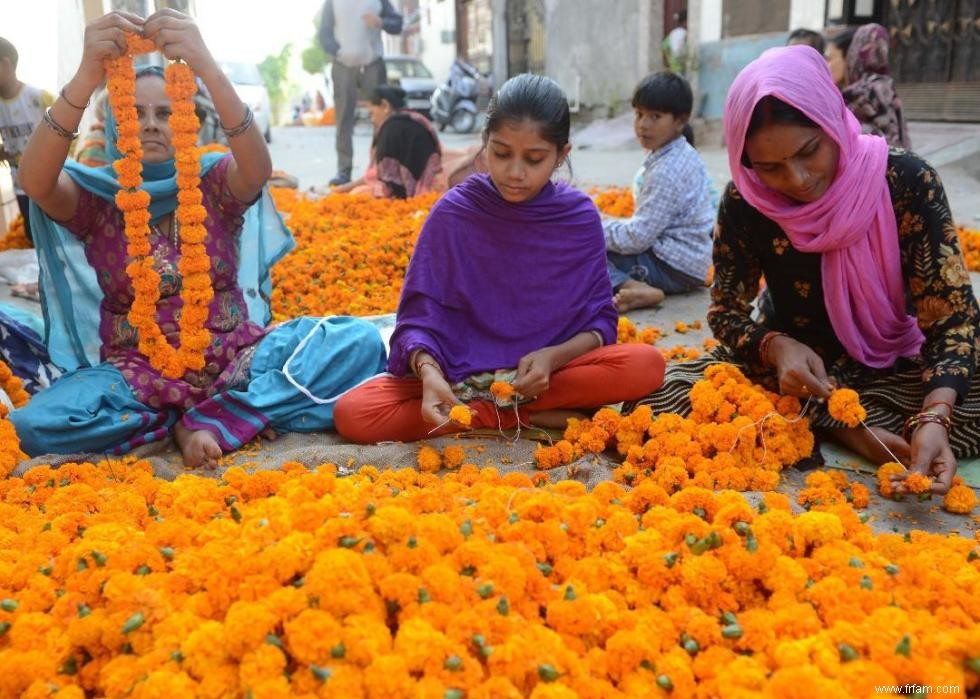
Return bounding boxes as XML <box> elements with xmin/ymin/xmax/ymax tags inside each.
<box><xmin>733</xmin><ymin>521</ymin><xmax>751</xmax><ymax>536</ymax></box>
<box><xmin>77</xmin><ymin>604</ymin><xmax>92</xmax><ymax>618</ymax></box>
<box><xmin>76</xmin><ymin>558</ymin><xmax>88</xmax><ymax>572</ymax></box>
<box><xmin>444</xmin><ymin>655</ymin><xmax>463</xmax><ymax>671</ymax></box>
<box><xmin>311</xmin><ymin>664</ymin><xmax>332</xmax><ymax>682</ymax></box>
<box><xmin>860</xmin><ymin>576</ymin><xmax>873</xmax><ymax>590</ymax></box>
<box><xmin>663</xmin><ymin>552</ymin><xmax>679</xmax><ymax>569</ymax></box>
<box><xmin>418</xmin><ymin>587</ymin><xmax>431</xmax><ymax>604</ymax></box>
<box><xmin>91</xmin><ymin>551</ymin><xmax>108</xmax><ymax>567</ymax></box>
<box><xmin>136</xmin><ymin>565</ymin><xmax>152</xmax><ymax>576</ymax></box>
<box><xmin>0</xmin><ymin>599</ymin><xmax>18</xmax><ymax>612</ymax></box>
<box><xmin>0</xmin><ymin>622</ymin><xmax>10</xmax><ymax>636</ymax></box>
<box><xmin>460</xmin><ymin>520</ymin><xmax>473</xmax><ymax>537</ymax></box>
<box><xmin>848</xmin><ymin>557</ymin><xmax>863</xmax><ymax>568</ymax></box>
<box><xmin>230</xmin><ymin>506</ymin><xmax>242</xmax><ymax>523</ymax></box>
<box><xmin>38</xmin><ymin>565</ymin><xmax>52</xmax><ymax>576</ymax></box>
<box><xmin>720</xmin><ymin>611</ymin><xmax>738</xmax><ymax>626</ymax></box>
<box><xmin>338</xmin><ymin>536</ymin><xmax>359</xmax><ymax>549</ymax></box>
<box><xmin>895</xmin><ymin>634</ymin><xmax>911</xmax><ymax>657</ymax></box>
<box><xmin>122</xmin><ymin>612</ymin><xmax>145</xmax><ymax>634</ymax></box>
<box><xmin>563</xmin><ymin>585</ymin><xmax>577</xmax><ymax>601</ymax></box>
<box><xmin>509</xmin><ymin>512</ymin><xmax>519</xmax><ymax>524</ymax></box>
<box><xmin>444</xmin><ymin>690</ymin><xmax>465</xmax><ymax>699</ymax></box>
<box><xmin>964</xmin><ymin>657</ymin><xmax>980</xmax><ymax>674</ymax></box>
<box><xmin>171</xmin><ymin>650</ymin><xmax>184</xmax><ymax>662</ymax></box>
<box><xmin>536</xmin><ymin>562</ymin><xmax>553</xmax><ymax>577</ymax></box>
<box><xmin>838</xmin><ymin>643</ymin><xmax>858</xmax><ymax>662</ymax></box>
<box><xmin>885</xmin><ymin>564</ymin><xmax>900</xmax><ymax>576</ymax></box>
<box><xmin>537</xmin><ymin>663</ymin><xmax>560</xmax><ymax>682</ymax></box>
<box><xmin>682</xmin><ymin>638</ymin><xmax>699</xmax><ymax>655</ymax></box>
<box><xmin>265</xmin><ymin>633</ymin><xmax>284</xmax><ymax>648</ymax></box>
<box><xmin>657</xmin><ymin>674</ymin><xmax>674</xmax><ymax>691</ymax></box>
<box><xmin>477</xmin><ymin>583</ymin><xmax>494</xmax><ymax>599</ymax></box>
<box><xmin>594</xmin><ymin>518</ymin><xmax>605</xmax><ymax>528</ymax></box>
<box><xmin>407</xmin><ymin>536</ymin><xmax>417</xmax><ymax>549</ymax></box>
<box><xmin>331</xmin><ymin>643</ymin><xmax>346</xmax><ymax>659</ymax></box>
<box><xmin>59</xmin><ymin>655</ymin><xmax>78</xmax><ymax>676</ymax></box>
<box><xmin>496</xmin><ymin>596</ymin><xmax>510</xmax><ymax>616</ymax></box>
<box><xmin>721</xmin><ymin>623</ymin><xmax>743</xmax><ymax>639</ymax></box>
<box><xmin>159</xmin><ymin>547</ymin><xmax>174</xmax><ymax>561</ymax></box>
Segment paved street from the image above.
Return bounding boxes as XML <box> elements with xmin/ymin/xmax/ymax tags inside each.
<box><xmin>269</xmin><ymin>119</ymin><xmax>980</xmax><ymax>226</ymax></box>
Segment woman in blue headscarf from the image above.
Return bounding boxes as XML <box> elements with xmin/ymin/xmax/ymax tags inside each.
<box><xmin>12</xmin><ymin>10</ymin><xmax>386</xmax><ymax>468</ymax></box>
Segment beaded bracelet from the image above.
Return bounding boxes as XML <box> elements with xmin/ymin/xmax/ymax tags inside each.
<box><xmin>42</xmin><ymin>108</ymin><xmax>78</xmax><ymax>140</ymax></box>
<box><xmin>902</xmin><ymin>410</ymin><xmax>952</xmax><ymax>442</ymax></box>
<box><xmin>220</xmin><ymin>105</ymin><xmax>254</xmax><ymax>138</ymax></box>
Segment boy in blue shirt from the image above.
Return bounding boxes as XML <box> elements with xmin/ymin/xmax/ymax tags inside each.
<box><xmin>604</xmin><ymin>72</ymin><xmax>715</xmax><ymax>312</ymax></box>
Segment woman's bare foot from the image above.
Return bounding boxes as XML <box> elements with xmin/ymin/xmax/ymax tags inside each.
<box><xmin>614</xmin><ymin>280</ymin><xmax>665</xmax><ymax>312</ymax></box>
<box><xmin>826</xmin><ymin>426</ymin><xmax>910</xmax><ymax>466</ymax></box>
<box><xmin>529</xmin><ymin>409</ymin><xmax>589</xmax><ymax>429</ymax></box>
<box><xmin>260</xmin><ymin>427</ymin><xmax>279</xmax><ymax>441</ymax></box>
<box><xmin>174</xmin><ymin>422</ymin><xmax>223</xmax><ymax>469</ymax></box>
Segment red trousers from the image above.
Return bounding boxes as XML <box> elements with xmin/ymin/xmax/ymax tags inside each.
<box><xmin>334</xmin><ymin>344</ymin><xmax>664</xmax><ymax>444</ymax></box>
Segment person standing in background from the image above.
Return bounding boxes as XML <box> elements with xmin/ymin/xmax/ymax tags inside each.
<box><xmin>662</xmin><ymin>10</ymin><xmax>688</xmax><ymax>73</ymax></box>
<box><xmin>318</xmin><ymin>0</ymin><xmax>403</xmax><ymax>187</ymax></box>
<box><xmin>0</xmin><ymin>36</ymin><xmax>55</xmax><ymax>242</ymax></box>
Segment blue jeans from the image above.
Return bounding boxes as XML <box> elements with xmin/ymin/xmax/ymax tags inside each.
<box><xmin>606</xmin><ymin>250</ymin><xmax>703</xmax><ymax>294</ymax></box>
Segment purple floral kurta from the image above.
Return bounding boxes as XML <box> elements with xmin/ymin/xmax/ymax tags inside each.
<box><xmin>64</xmin><ymin>155</ymin><xmax>266</xmax><ymax>411</ymax></box>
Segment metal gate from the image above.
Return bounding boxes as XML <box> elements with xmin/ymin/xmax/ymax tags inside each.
<box><xmin>885</xmin><ymin>0</ymin><xmax>980</xmax><ymax>120</ymax></box>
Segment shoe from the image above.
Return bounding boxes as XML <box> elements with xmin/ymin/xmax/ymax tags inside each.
<box><xmin>329</xmin><ymin>172</ymin><xmax>351</xmax><ymax>187</ymax></box>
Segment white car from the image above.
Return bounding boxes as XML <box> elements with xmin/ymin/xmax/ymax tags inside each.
<box><xmin>385</xmin><ymin>55</ymin><xmax>438</xmax><ymax>118</ymax></box>
<box><xmin>217</xmin><ymin>61</ymin><xmax>272</xmax><ymax>143</ymax></box>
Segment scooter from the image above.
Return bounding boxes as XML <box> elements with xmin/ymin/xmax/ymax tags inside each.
<box><xmin>430</xmin><ymin>60</ymin><xmax>480</xmax><ymax>133</ymax></box>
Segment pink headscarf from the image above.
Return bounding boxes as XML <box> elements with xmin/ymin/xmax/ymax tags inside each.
<box><xmin>723</xmin><ymin>45</ymin><xmax>923</xmax><ymax>368</ymax></box>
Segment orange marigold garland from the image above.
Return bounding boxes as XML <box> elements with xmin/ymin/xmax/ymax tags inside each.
<box><xmin>449</xmin><ymin>405</ymin><xmax>473</xmax><ymax>427</ymax></box>
<box><xmin>105</xmin><ymin>35</ymin><xmax>211</xmax><ymax>379</ymax></box>
<box><xmin>827</xmin><ymin>388</ymin><xmax>867</xmax><ymax>428</ymax></box>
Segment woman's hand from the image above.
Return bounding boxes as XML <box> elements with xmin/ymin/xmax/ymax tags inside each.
<box><xmin>76</xmin><ymin>12</ymin><xmax>146</xmax><ymax>90</ymax></box>
<box><xmin>420</xmin><ymin>367</ymin><xmax>461</xmax><ymax>426</ymax></box>
<box><xmin>767</xmin><ymin>335</ymin><xmax>834</xmax><ymax>399</ymax></box>
<box><xmin>513</xmin><ymin>347</ymin><xmax>558</xmax><ymax>400</ymax></box>
<box><xmin>893</xmin><ymin>423</ymin><xmax>958</xmax><ymax>495</ymax></box>
<box><xmin>142</xmin><ymin>9</ymin><xmax>216</xmax><ymax>76</ymax></box>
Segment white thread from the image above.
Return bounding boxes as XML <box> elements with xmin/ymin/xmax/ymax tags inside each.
<box><xmin>859</xmin><ymin>419</ymin><xmax>904</xmax><ymax>467</ymax></box>
<box><xmin>281</xmin><ymin>316</ymin><xmax>386</xmax><ymax>405</ymax></box>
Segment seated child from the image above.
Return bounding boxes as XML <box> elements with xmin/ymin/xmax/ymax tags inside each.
<box><xmin>334</xmin><ymin>74</ymin><xmax>665</xmax><ymax>444</ymax></box>
<box><xmin>604</xmin><ymin>71</ymin><xmax>715</xmax><ymax>312</ymax></box>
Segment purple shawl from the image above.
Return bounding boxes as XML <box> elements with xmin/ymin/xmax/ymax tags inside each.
<box><xmin>388</xmin><ymin>173</ymin><xmax>618</xmax><ymax>382</ymax></box>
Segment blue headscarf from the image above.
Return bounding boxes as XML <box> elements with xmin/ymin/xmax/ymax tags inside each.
<box><xmin>31</xmin><ymin>66</ymin><xmax>295</xmax><ymax>370</ymax></box>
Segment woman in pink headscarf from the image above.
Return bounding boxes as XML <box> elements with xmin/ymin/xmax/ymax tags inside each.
<box><xmin>630</xmin><ymin>45</ymin><xmax>979</xmax><ymax>494</ymax></box>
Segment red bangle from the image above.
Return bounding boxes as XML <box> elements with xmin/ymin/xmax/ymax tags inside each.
<box><xmin>414</xmin><ymin>359</ymin><xmax>443</xmax><ymax>378</ymax></box>
<box><xmin>758</xmin><ymin>331</ymin><xmax>789</xmax><ymax>366</ymax></box>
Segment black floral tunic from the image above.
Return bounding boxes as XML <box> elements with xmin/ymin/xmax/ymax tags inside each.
<box><xmin>709</xmin><ymin>150</ymin><xmax>979</xmax><ymax>401</ymax></box>
<box><xmin>631</xmin><ymin>150</ymin><xmax>980</xmax><ymax>459</ymax></box>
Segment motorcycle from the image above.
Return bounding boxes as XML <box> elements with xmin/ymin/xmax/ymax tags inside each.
<box><xmin>430</xmin><ymin>60</ymin><xmax>481</xmax><ymax>134</ymax></box>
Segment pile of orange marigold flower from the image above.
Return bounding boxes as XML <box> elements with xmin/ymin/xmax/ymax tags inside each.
<box><xmin>535</xmin><ymin>364</ymin><xmax>814</xmax><ymax>492</ymax></box>
<box><xmin>0</xmin><ymin>458</ymin><xmax>977</xmax><ymax>698</ymax></box>
<box><xmin>959</xmin><ymin>226</ymin><xmax>980</xmax><ymax>272</ymax></box>
<box><xmin>268</xmin><ymin>189</ymin><xmax>439</xmax><ymax>319</ymax></box>
<box><xmin>592</xmin><ymin>188</ymin><xmax>635</xmax><ymax>218</ymax></box>
<box><xmin>0</xmin><ymin>215</ymin><xmax>30</xmax><ymax>252</ymax></box>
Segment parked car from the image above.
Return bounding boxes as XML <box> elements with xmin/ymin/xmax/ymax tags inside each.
<box><xmin>385</xmin><ymin>55</ymin><xmax>438</xmax><ymax>118</ymax></box>
<box><xmin>217</xmin><ymin>61</ymin><xmax>272</xmax><ymax>143</ymax></box>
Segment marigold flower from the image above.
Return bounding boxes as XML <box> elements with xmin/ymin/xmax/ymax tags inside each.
<box><xmin>448</xmin><ymin>404</ymin><xmax>473</xmax><ymax>427</ymax></box>
<box><xmin>490</xmin><ymin>381</ymin><xmax>515</xmax><ymax>402</ymax></box>
<box><xmin>943</xmin><ymin>480</ymin><xmax>977</xmax><ymax>514</ymax></box>
<box><xmin>827</xmin><ymin>388</ymin><xmax>867</xmax><ymax>428</ymax></box>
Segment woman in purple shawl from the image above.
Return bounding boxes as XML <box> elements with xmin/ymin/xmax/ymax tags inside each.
<box><xmin>335</xmin><ymin>75</ymin><xmax>665</xmax><ymax>443</ymax></box>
